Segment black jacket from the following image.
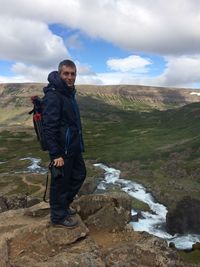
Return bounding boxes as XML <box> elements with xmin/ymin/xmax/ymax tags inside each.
<box><xmin>43</xmin><ymin>71</ymin><xmax>84</xmax><ymax>160</ymax></box>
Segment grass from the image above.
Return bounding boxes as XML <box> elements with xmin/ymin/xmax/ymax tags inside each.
<box><xmin>82</xmin><ymin>99</ymin><xmax>200</xmax><ymax>162</ymax></box>
<box><xmin>0</xmin><ymin>95</ymin><xmax>200</xmax><ymax>208</ymax></box>
<box><xmin>179</xmin><ymin>250</ymin><xmax>200</xmax><ymax>265</ymax></box>
<box><xmin>79</xmin><ymin>97</ymin><xmax>200</xmax><ymax>208</ymax></box>
<box><xmin>0</xmin><ymin>173</ymin><xmax>41</xmax><ymax>196</ymax></box>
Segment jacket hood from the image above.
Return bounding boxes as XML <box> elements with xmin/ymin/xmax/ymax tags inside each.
<box><xmin>43</xmin><ymin>71</ymin><xmax>75</xmax><ymax>97</ymax></box>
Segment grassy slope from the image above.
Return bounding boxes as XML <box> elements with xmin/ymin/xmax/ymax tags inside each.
<box><xmin>79</xmin><ymin>95</ymin><xmax>200</xmax><ymax>207</ymax></box>
<box><xmin>0</xmin><ymin>93</ymin><xmax>200</xmax><ymax>207</ymax></box>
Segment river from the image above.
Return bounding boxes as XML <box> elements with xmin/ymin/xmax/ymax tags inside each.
<box><xmin>94</xmin><ymin>163</ymin><xmax>200</xmax><ymax>250</ymax></box>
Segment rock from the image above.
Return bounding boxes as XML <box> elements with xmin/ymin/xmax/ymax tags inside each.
<box><xmin>0</xmin><ymin>195</ymin><xmax>41</xmax><ymax>213</ymax></box>
<box><xmin>104</xmin><ymin>232</ymin><xmax>185</xmax><ymax>267</ymax></box>
<box><xmin>166</xmin><ymin>196</ymin><xmax>200</xmax><ymax>235</ymax></box>
<box><xmin>169</xmin><ymin>242</ymin><xmax>176</xmax><ymax>249</ymax></box>
<box><xmin>12</xmin><ymin>238</ymin><xmax>105</xmax><ymax>267</ymax></box>
<box><xmin>43</xmin><ymin>238</ymin><xmax>105</xmax><ymax>267</ymax></box>
<box><xmin>45</xmin><ymin>215</ymin><xmax>89</xmax><ymax>246</ymax></box>
<box><xmin>8</xmin><ymin>215</ymin><xmax>90</xmax><ymax>266</ymax></box>
<box><xmin>78</xmin><ymin>175</ymin><xmax>101</xmax><ymax>196</ymax></box>
<box><xmin>0</xmin><ymin>238</ymin><xmax>10</xmax><ymax>267</ymax></box>
<box><xmin>24</xmin><ymin>201</ymin><xmax>49</xmax><ymax>217</ymax></box>
<box><xmin>0</xmin><ymin>194</ymin><xmax>191</xmax><ymax>267</ymax></box>
<box><xmin>26</xmin><ymin>196</ymin><xmax>41</xmax><ymax>208</ymax></box>
<box><xmin>8</xmin><ymin>217</ymin><xmax>103</xmax><ymax>267</ymax></box>
<box><xmin>192</xmin><ymin>242</ymin><xmax>200</xmax><ymax>251</ymax></box>
<box><xmin>73</xmin><ymin>192</ymin><xmax>132</xmax><ymax>231</ymax></box>
<box><xmin>0</xmin><ymin>196</ymin><xmax>7</xmax><ymax>213</ymax></box>
<box><xmin>131</xmin><ymin>211</ymin><xmax>144</xmax><ymax>222</ymax></box>
<box><xmin>5</xmin><ymin>195</ymin><xmax>27</xmax><ymax>210</ymax></box>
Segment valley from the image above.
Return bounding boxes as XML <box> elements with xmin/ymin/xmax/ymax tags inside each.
<box><xmin>0</xmin><ymin>83</ymin><xmax>200</xmax><ymax>208</ymax></box>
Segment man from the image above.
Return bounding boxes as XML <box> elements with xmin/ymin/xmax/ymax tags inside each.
<box><xmin>43</xmin><ymin>59</ymin><xmax>86</xmax><ymax>228</ymax></box>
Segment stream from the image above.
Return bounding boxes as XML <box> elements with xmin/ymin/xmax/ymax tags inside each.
<box><xmin>19</xmin><ymin>157</ymin><xmax>47</xmax><ymax>174</ymax></box>
<box><xmin>94</xmin><ymin>163</ymin><xmax>200</xmax><ymax>250</ymax></box>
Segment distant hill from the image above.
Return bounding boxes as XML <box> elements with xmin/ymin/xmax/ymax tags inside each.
<box><xmin>0</xmin><ymin>82</ymin><xmax>200</xmax><ymax>107</ymax></box>
<box><xmin>0</xmin><ymin>82</ymin><xmax>199</xmax><ymax>127</ymax></box>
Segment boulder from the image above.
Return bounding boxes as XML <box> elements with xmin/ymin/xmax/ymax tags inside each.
<box><xmin>0</xmin><ymin>238</ymin><xmax>10</xmax><ymax>267</ymax></box>
<box><xmin>0</xmin><ymin>195</ymin><xmax>41</xmax><ymax>213</ymax></box>
<box><xmin>24</xmin><ymin>201</ymin><xmax>49</xmax><ymax>217</ymax></box>
<box><xmin>104</xmin><ymin>232</ymin><xmax>185</xmax><ymax>267</ymax></box>
<box><xmin>73</xmin><ymin>192</ymin><xmax>132</xmax><ymax>231</ymax></box>
<box><xmin>45</xmin><ymin>215</ymin><xmax>89</xmax><ymax>246</ymax></box>
<box><xmin>0</xmin><ymin>193</ymin><xmax>192</xmax><ymax>267</ymax></box>
<box><xmin>166</xmin><ymin>196</ymin><xmax>200</xmax><ymax>235</ymax></box>
<box><xmin>192</xmin><ymin>242</ymin><xmax>200</xmax><ymax>251</ymax></box>
<box><xmin>78</xmin><ymin>175</ymin><xmax>101</xmax><ymax>196</ymax></box>
<box><xmin>0</xmin><ymin>196</ymin><xmax>7</xmax><ymax>213</ymax></box>
<box><xmin>8</xmin><ymin>217</ymin><xmax>90</xmax><ymax>266</ymax></box>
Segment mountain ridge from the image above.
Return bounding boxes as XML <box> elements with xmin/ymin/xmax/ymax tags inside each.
<box><xmin>1</xmin><ymin>83</ymin><xmax>200</xmax><ymax>108</ymax></box>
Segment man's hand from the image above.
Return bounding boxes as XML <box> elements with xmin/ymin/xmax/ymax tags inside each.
<box><xmin>53</xmin><ymin>157</ymin><xmax>64</xmax><ymax>167</ymax></box>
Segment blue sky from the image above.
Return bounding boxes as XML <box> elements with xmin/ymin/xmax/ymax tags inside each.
<box><xmin>0</xmin><ymin>0</ymin><xmax>200</xmax><ymax>88</ymax></box>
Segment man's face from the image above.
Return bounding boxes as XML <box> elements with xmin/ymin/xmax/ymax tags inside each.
<box><xmin>60</xmin><ymin>65</ymin><xmax>76</xmax><ymax>88</ymax></box>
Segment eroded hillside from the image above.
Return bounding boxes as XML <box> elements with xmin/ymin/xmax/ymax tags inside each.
<box><xmin>0</xmin><ymin>83</ymin><xmax>199</xmax><ymax>127</ymax></box>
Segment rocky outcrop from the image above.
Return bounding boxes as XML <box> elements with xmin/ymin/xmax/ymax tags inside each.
<box><xmin>166</xmin><ymin>196</ymin><xmax>200</xmax><ymax>235</ymax></box>
<box><xmin>78</xmin><ymin>175</ymin><xmax>102</xmax><ymax>196</ymax></box>
<box><xmin>73</xmin><ymin>192</ymin><xmax>132</xmax><ymax>231</ymax></box>
<box><xmin>0</xmin><ymin>195</ymin><xmax>40</xmax><ymax>213</ymax></box>
<box><xmin>104</xmin><ymin>232</ymin><xmax>184</xmax><ymax>267</ymax></box>
<box><xmin>0</xmin><ymin>193</ymin><xmax>195</xmax><ymax>267</ymax></box>
<box><xmin>1</xmin><ymin>83</ymin><xmax>200</xmax><ymax>108</ymax></box>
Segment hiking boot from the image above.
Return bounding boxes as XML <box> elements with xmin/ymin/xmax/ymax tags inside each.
<box><xmin>67</xmin><ymin>207</ymin><xmax>77</xmax><ymax>216</ymax></box>
<box><xmin>52</xmin><ymin>216</ymin><xmax>78</xmax><ymax>228</ymax></box>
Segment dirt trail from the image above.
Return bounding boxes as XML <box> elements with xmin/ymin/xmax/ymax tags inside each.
<box><xmin>21</xmin><ymin>174</ymin><xmax>46</xmax><ymax>197</ymax></box>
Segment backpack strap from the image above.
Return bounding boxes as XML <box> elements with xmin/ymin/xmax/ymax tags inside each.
<box><xmin>51</xmin><ymin>88</ymin><xmax>64</xmax><ymax>116</ymax></box>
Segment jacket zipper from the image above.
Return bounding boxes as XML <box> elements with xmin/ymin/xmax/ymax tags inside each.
<box><xmin>65</xmin><ymin>128</ymin><xmax>71</xmax><ymax>155</ymax></box>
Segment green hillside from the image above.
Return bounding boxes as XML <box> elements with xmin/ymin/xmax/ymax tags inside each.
<box><xmin>0</xmin><ymin>92</ymin><xmax>200</xmax><ymax>208</ymax></box>
<box><xmin>80</xmin><ymin>96</ymin><xmax>200</xmax><ymax>206</ymax></box>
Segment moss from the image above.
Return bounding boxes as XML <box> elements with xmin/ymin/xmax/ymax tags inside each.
<box><xmin>179</xmin><ymin>250</ymin><xmax>200</xmax><ymax>265</ymax></box>
<box><xmin>0</xmin><ymin>174</ymin><xmax>41</xmax><ymax>196</ymax></box>
<box><xmin>131</xmin><ymin>197</ymin><xmax>150</xmax><ymax>212</ymax></box>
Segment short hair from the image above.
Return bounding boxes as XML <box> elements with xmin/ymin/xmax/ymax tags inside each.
<box><xmin>58</xmin><ymin>59</ymin><xmax>77</xmax><ymax>73</ymax></box>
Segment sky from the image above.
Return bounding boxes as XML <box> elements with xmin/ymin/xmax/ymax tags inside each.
<box><xmin>0</xmin><ymin>0</ymin><xmax>200</xmax><ymax>88</ymax></box>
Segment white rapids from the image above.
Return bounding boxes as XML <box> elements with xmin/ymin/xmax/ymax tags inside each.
<box><xmin>94</xmin><ymin>163</ymin><xmax>200</xmax><ymax>250</ymax></box>
<box><xmin>19</xmin><ymin>157</ymin><xmax>47</xmax><ymax>174</ymax></box>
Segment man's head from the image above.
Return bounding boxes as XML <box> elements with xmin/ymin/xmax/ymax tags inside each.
<box><xmin>58</xmin><ymin>59</ymin><xmax>77</xmax><ymax>88</ymax></box>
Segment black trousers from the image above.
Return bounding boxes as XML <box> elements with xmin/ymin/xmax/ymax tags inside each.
<box><xmin>49</xmin><ymin>153</ymin><xmax>86</xmax><ymax>223</ymax></box>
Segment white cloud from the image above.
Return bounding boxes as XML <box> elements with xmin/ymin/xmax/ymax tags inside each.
<box><xmin>0</xmin><ymin>0</ymin><xmax>199</xmax><ymax>55</ymax></box>
<box><xmin>107</xmin><ymin>55</ymin><xmax>152</xmax><ymax>72</ymax></box>
<box><xmin>0</xmin><ymin>75</ymin><xmax>26</xmax><ymax>83</ymax></box>
<box><xmin>76</xmin><ymin>75</ymin><xmax>103</xmax><ymax>85</ymax></box>
<box><xmin>1</xmin><ymin>54</ymin><xmax>200</xmax><ymax>88</ymax></box>
<box><xmin>0</xmin><ymin>15</ymin><xmax>69</xmax><ymax>68</ymax></box>
<box><xmin>11</xmin><ymin>62</ymin><xmax>50</xmax><ymax>82</ymax></box>
<box><xmin>66</xmin><ymin>33</ymin><xmax>83</xmax><ymax>50</ymax></box>
<box><xmin>0</xmin><ymin>0</ymin><xmax>200</xmax><ymax>88</ymax></box>
<box><xmin>0</xmin><ymin>61</ymin><xmax>98</xmax><ymax>84</ymax></box>
<box><xmin>77</xmin><ymin>55</ymin><xmax>200</xmax><ymax>87</ymax></box>
<box><xmin>158</xmin><ymin>55</ymin><xmax>200</xmax><ymax>87</ymax></box>
<box><xmin>75</xmin><ymin>61</ymin><xmax>96</xmax><ymax>75</ymax></box>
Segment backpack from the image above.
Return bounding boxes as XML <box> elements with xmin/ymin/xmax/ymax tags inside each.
<box><xmin>29</xmin><ymin>91</ymin><xmax>63</xmax><ymax>203</ymax></box>
<box><xmin>29</xmin><ymin>90</ymin><xmax>63</xmax><ymax>151</ymax></box>
<box><xmin>29</xmin><ymin>95</ymin><xmax>48</xmax><ymax>151</ymax></box>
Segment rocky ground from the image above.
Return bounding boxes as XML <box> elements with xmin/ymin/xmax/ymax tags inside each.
<box><xmin>0</xmin><ymin>192</ymin><xmax>198</xmax><ymax>267</ymax></box>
